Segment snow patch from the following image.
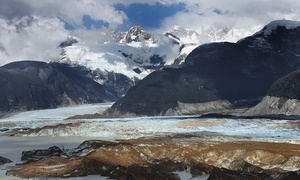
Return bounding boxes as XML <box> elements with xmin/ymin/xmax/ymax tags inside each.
<box><xmin>262</xmin><ymin>20</ymin><xmax>300</xmax><ymax>35</ymax></box>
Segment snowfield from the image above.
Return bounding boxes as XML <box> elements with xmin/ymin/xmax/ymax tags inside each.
<box><xmin>60</xmin><ymin>40</ymin><xmax>180</xmax><ymax>80</ymax></box>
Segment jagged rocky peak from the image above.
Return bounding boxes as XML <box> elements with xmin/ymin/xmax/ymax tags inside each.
<box><xmin>166</xmin><ymin>23</ymin><xmax>233</xmax><ymax>44</ymax></box>
<box><xmin>58</xmin><ymin>35</ymin><xmax>79</xmax><ymax>48</ymax></box>
<box><xmin>204</xmin><ymin>23</ymin><xmax>231</xmax><ymax>42</ymax></box>
<box><xmin>167</xmin><ymin>25</ymin><xmax>201</xmax><ymax>43</ymax></box>
<box><xmin>111</xmin><ymin>30</ymin><xmax>126</xmax><ymax>42</ymax></box>
<box><xmin>13</xmin><ymin>16</ymin><xmax>35</xmax><ymax>31</ymax></box>
<box><xmin>167</xmin><ymin>23</ymin><xmax>259</xmax><ymax>45</ymax></box>
<box><xmin>165</xmin><ymin>26</ymin><xmax>204</xmax><ymax>66</ymax></box>
<box><xmin>123</xmin><ymin>25</ymin><xmax>153</xmax><ymax>43</ymax></box>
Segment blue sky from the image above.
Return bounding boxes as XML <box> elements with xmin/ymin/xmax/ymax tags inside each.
<box><xmin>76</xmin><ymin>3</ymin><xmax>186</xmax><ymax>30</ymax></box>
<box><xmin>114</xmin><ymin>3</ymin><xmax>186</xmax><ymax>30</ymax></box>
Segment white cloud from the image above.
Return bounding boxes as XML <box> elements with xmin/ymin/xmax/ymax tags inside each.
<box><xmin>152</xmin><ymin>0</ymin><xmax>300</xmax><ymax>44</ymax></box>
<box><xmin>0</xmin><ymin>16</ymin><xmax>68</xmax><ymax>65</ymax></box>
<box><xmin>0</xmin><ymin>0</ymin><xmax>128</xmax><ymax>65</ymax></box>
<box><xmin>1</xmin><ymin>0</ymin><xmax>300</xmax><ymax>30</ymax></box>
<box><xmin>0</xmin><ymin>0</ymin><xmax>300</xmax><ymax>65</ymax></box>
<box><xmin>0</xmin><ymin>0</ymin><xmax>128</xmax><ymax>28</ymax></box>
<box><xmin>160</xmin><ymin>0</ymin><xmax>300</xmax><ymax>30</ymax></box>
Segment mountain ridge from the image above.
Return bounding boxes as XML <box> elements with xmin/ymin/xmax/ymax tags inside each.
<box><xmin>1</xmin><ymin>20</ymin><xmax>295</xmax><ymax>115</ymax></box>
<box><xmin>0</xmin><ymin>61</ymin><xmax>112</xmax><ymax>115</ymax></box>
<box><xmin>106</xmin><ymin>20</ymin><xmax>300</xmax><ymax>116</ymax></box>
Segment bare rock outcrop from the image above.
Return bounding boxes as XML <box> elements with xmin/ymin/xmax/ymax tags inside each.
<box><xmin>164</xmin><ymin>100</ymin><xmax>232</xmax><ymax>116</ymax></box>
<box><xmin>247</xmin><ymin>96</ymin><xmax>300</xmax><ymax>115</ymax></box>
<box><xmin>0</xmin><ymin>156</ymin><xmax>12</xmax><ymax>165</ymax></box>
<box><xmin>247</xmin><ymin>68</ymin><xmax>300</xmax><ymax>116</ymax></box>
<box><xmin>6</xmin><ymin>137</ymin><xmax>300</xmax><ymax>179</ymax></box>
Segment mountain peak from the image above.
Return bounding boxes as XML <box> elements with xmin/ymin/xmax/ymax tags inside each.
<box><xmin>58</xmin><ymin>35</ymin><xmax>79</xmax><ymax>48</ymax></box>
<box><xmin>123</xmin><ymin>25</ymin><xmax>152</xmax><ymax>43</ymax></box>
<box><xmin>168</xmin><ymin>26</ymin><xmax>201</xmax><ymax>43</ymax></box>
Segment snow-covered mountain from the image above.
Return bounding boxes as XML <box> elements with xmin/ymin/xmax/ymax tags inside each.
<box><xmin>0</xmin><ymin>15</ymin><xmax>262</xmax><ymax>112</ymax></box>
<box><xmin>0</xmin><ymin>16</ymin><xmax>67</xmax><ymax>65</ymax></box>
<box><xmin>57</xmin><ymin>26</ymin><xmax>180</xmax><ymax>79</ymax></box>
<box><xmin>57</xmin><ymin>24</ymin><xmax>260</xmax><ymax>76</ymax></box>
<box><xmin>55</xmin><ymin>26</ymin><xmax>181</xmax><ymax>97</ymax></box>
<box><xmin>0</xmin><ymin>16</ymin><xmax>258</xmax><ymax>84</ymax></box>
<box><xmin>55</xmin><ymin>24</ymin><xmax>258</xmax><ymax>98</ymax></box>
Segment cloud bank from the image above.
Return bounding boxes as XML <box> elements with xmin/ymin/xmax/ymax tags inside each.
<box><xmin>161</xmin><ymin>0</ymin><xmax>300</xmax><ymax>30</ymax></box>
<box><xmin>0</xmin><ymin>0</ymin><xmax>299</xmax><ymax>65</ymax></box>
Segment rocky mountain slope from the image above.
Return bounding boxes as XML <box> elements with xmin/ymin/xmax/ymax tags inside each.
<box><xmin>107</xmin><ymin>20</ymin><xmax>300</xmax><ymax>116</ymax></box>
<box><xmin>247</xmin><ymin>68</ymin><xmax>300</xmax><ymax>115</ymax></box>
<box><xmin>0</xmin><ymin>61</ymin><xmax>112</xmax><ymax>116</ymax></box>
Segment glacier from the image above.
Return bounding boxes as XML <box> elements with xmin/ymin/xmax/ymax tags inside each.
<box><xmin>1</xmin><ymin>103</ymin><xmax>300</xmax><ymax>142</ymax></box>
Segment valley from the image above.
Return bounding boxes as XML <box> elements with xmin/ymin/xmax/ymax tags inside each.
<box><xmin>1</xmin><ymin>4</ymin><xmax>300</xmax><ymax>179</ymax></box>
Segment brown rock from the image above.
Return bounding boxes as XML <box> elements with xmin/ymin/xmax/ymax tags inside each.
<box><xmin>6</xmin><ymin>138</ymin><xmax>300</xmax><ymax>179</ymax></box>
